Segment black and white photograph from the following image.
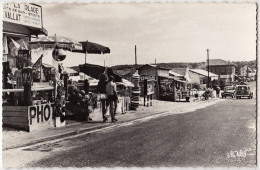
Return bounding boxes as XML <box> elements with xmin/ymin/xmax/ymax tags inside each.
<box><xmin>1</xmin><ymin>1</ymin><xmax>257</xmax><ymax>168</ymax></box>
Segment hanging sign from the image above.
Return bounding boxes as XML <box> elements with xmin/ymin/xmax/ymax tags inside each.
<box><xmin>3</xmin><ymin>3</ymin><xmax>42</xmax><ymax>29</ymax></box>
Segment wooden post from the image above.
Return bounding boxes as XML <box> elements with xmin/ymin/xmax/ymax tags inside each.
<box><xmin>144</xmin><ymin>79</ymin><xmax>147</xmax><ymax>106</ymax></box>
<box><xmin>158</xmin><ymin>76</ymin><xmax>161</xmax><ymax>100</ymax></box>
<box><xmin>64</xmin><ymin>73</ymin><xmax>68</xmax><ymax>99</ymax></box>
<box><xmin>150</xmin><ymin>94</ymin><xmax>152</xmax><ymax>106</ymax></box>
<box><xmin>135</xmin><ymin>45</ymin><xmax>137</xmax><ymax>69</ymax></box>
<box><xmin>207</xmin><ymin>49</ymin><xmax>210</xmax><ymax>88</ymax></box>
<box><xmin>23</xmin><ymin>81</ymin><xmax>32</xmax><ymax>106</ymax></box>
<box><xmin>144</xmin><ymin>94</ymin><xmax>146</xmax><ymax>106</ymax></box>
<box><xmin>173</xmin><ymin>80</ymin><xmax>176</xmax><ymax>102</ymax></box>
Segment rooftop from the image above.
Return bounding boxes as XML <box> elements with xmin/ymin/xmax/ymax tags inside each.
<box><xmin>170</xmin><ymin>68</ymin><xmax>188</xmax><ymax>76</ymax></box>
<box><xmin>189</xmin><ymin>69</ymin><xmax>219</xmax><ymax>77</ymax></box>
<box><xmin>207</xmin><ymin>59</ymin><xmax>235</xmax><ymax>66</ymax></box>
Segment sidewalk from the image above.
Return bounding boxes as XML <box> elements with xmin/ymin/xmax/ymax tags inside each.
<box><xmin>3</xmin><ymin>97</ymin><xmax>222</xmax><ymax>151</ymax></box>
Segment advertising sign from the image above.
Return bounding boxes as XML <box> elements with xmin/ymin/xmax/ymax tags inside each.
<box><xmin>28</xmin><ymin>103</ymin><xmax>55</xmax><ymax>131</ymax></box>
<box><xmin>147</xmin><ymin>80</ymin><xmax>155</xmax><ymax>95</ymax></box>
<box><xmin>3</xmin><ymin>3</ymin><xmax>42</xmax><ymax>28</ymax></box>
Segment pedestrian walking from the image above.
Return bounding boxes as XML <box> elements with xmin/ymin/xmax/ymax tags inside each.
<box><xmin>106</xmin><ymin>76</ymin><xmax>118</xmax><ymax>123</ymax></box>
<box><xmin>216</xmin><ymin>85</ymin><xmax>220</xmax><ymax>98</ymax></box>
<box><xmin>97</xmin><ymin>73</ymin><xmax>109</xmax><ymax>122</ymax></box>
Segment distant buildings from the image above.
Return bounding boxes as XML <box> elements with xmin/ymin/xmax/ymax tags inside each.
<box><xmin>137</xmin><ymin>64</ymin><xmax>170</xmax><ymax>81</ymax></box>
<box><xmin>239</xmin><ymin>65</ymin><xmax>256</xmax><ymax>81</ymax></box>
<box><xmin>137</xmin><ymin>64</ymin><xmax>171</xmax><ymax>99</ymax></box>
<box><xmin>206</xmin><ymin>59</ymin><xmax>236</xmax><ymax>86</ymax></box>
<box><xmin>189</xmin><ymin>69</ymin><xmax>219</xmax><ymax>87</ymax></box>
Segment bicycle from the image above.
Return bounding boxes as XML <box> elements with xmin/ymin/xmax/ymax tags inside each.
<box><xmin>200</xmin><ymin>90</ymin><xmax>214</xmax><ymax>101</ymax></box>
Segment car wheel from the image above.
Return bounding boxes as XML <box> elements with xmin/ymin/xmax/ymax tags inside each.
<box><xmin>236</xmin><ymin>96</ymin><xmax>239</xmax><ymax>99</ymax></box>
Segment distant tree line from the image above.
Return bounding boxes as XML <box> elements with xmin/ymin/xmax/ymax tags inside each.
<box><xmin>71</xmin><ymin>60</ymin><xmax>256</xmax><ymax>74</ymax></box>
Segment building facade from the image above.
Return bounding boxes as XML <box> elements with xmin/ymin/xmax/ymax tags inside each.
<box><xmin>137</xmin><ymin>64</ymin><xmax>171</xmax><ymax>99</ymax></box>
<box><xmin>206</xmin><ymin>59</ymin><xmax>236</xmax><ymax>86</ymax></box>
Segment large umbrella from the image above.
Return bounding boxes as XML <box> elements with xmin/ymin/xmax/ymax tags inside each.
<box><xmin>29</xmin><ymin>35</ymin><xmax>83</xmax><ymax>51</ymax></box>
<box><xmin>72</xmin><ymin>41</ymin><xmax>110</xmax><ymax>64</ymax></box>
<box><xmin>73</xmin><ymin>41</ymin><xmax>110</xmax><ymax>54</ymax></box>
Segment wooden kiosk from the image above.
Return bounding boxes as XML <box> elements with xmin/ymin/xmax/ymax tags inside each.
<box><xmin>2</xmin><ymin>3</ymin><xmax>65</xmax><ymax>132</ymax></box>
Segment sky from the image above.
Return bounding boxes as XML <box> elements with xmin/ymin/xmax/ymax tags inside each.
<box><xmin>37</xmin><ymin>3</ymin><xmax>257</xmax><ymax>67</ymax></box>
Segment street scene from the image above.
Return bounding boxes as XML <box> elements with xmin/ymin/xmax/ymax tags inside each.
<box><xmin>2</xmin><ymin>2</ymin><xmax>257</xmax><ymax>168</ymax></box>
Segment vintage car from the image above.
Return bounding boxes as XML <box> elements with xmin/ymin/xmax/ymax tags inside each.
<box><xmin>235</xmin><ymin>85</ymin><xmax>253</xmax><ymax>99</ymax></box>
<box><xmin>221</xmin><ymin>86</ymin><xmax>235</xmax><ymax>98</ymax></box>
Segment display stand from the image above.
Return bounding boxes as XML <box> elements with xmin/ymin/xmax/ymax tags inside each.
<box><xmin>143</xmin><ymin>79</ymin><xmax>154</xmax><ymax>107</ymax></box>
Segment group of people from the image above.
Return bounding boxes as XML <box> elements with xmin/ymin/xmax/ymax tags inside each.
<box><xmin>97</xmin><ymin>73</ymin><xmax>118</xmax><ymax>123</ymax></box>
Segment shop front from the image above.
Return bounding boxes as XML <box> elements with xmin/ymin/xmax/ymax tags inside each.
<box><xmin>2</xmin><ymin>3</ymin><xmax>66</xmax><ymax>132</ymax></box>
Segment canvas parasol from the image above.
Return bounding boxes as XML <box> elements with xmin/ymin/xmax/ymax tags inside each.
<box><xmin>73</xmin><ymin>41</ymin><xmax>110</xmax><ymax>54</ymax></box>
<box><xmin>29</xmin><ymin>34</ymin><xmax>83</xmax><ymax>51</ymax></box>
<box><xmin>72</xmin><ymin>41</ymin><xmax>110</xmax><ymax>64</ymax></box>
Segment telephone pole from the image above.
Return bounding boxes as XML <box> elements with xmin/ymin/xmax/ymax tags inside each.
<box><xmin>207</xmin><ymin>49</ymin><xmax>210</xmax><ymax>88</ymax></box>
<box><xmin>229</xmin><ymin>60</ymin><xmax>231</xmax><ymax>85</ymax></box>
<box><xmin>135</xmin><ymin>45</ymin><xmax>137</xmax><ymax>70</ymax></box>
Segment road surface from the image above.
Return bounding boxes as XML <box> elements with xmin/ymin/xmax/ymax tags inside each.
<box><xmin>3</xmin><ymin>82</ymin><xmax>256</xmax><ymax>168</ymax></box>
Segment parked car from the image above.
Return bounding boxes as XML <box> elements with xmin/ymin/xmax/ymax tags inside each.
<box><xmin>221</xmin><ymin>86</ymin><xmax>235</xmax><ymax>98</ymax></box>
<box><xmin>235</xmin><ymin>85</ymin><xmax>253</xmax><ymax>99</ymax></box>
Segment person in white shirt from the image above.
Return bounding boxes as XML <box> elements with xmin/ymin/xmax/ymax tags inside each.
<box><xmin>106</xmin><ymin>76</ymin><xmax>118</xmax><ymax>122</ymax></box>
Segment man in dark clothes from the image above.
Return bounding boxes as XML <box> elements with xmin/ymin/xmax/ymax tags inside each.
<box><xmin>216</xmin><ymin>85</ymin><xmax>220</xmax><ymax>98</ymax></box>
<box><xmin>106</xmin><ymin>76</ymin><xmax>118</xmax><ymax>123</ymax></box>
<box><xmin>97</xmin><ymin>73</ymin><xmax>109</xmax><ymax>122</ymax></box>
<box><xmin>84</xmin><ymin>78</ymin><xmax>89</xmax><ymax>94</ymax></box>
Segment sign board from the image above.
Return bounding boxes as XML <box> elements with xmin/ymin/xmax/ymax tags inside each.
<box><xmin>3</xmin><ymin>3</ymin><xmax>42</xmax><ymax>29</ymax></box>
<box><xmin>144</xmin><ymin>79</ymin><xmax>155</xmax><ymax>95</ymax></box>
<box><xmin>147</xmin><ymin>80</ymin><xmax>155</xmax><ymax>95</ymax></box>
<box><xmin>28</xmin><ymin>103</ymin><xmax>55</xmax><ymax>131</ymax></box>
<box><xmin>157</xmin><ymin>69</ymin><xmax>169</xmax><ymax>78</ymax></box>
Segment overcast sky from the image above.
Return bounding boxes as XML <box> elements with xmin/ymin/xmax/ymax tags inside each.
<box><xmin>38</xmin><ymin>3</ymin><xmax>257</xmax><ymax>67</ymax></box>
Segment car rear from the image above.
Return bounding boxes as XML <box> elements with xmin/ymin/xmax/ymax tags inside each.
<box><xmin>235</xmin><ymin>86</ymin><xmax>252</xmax><ymax>99</ymax></box>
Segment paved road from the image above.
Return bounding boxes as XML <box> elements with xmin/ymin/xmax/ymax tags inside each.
<box><xmin>19</xmin><ymin>93</ymin><xmax>256</xmax><ymax>167</ymax></box>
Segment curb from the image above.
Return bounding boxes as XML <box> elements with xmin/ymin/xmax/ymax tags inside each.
<box><xmin>3</xmin><ymin>111</ymin><xmax>166</xmax><ymax>151</ymax></box>
<box><xmin>3</xmin><ymin>124</ymin><xmax>109</xmax><ymax>151</ymax></box>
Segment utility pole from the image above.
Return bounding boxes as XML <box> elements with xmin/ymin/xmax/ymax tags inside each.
<box><xmin>207</xmin><ymin>49</ymin><xmax>209</xmax><ymax>88</ymax></box>
<box><xmin>155</xmin><ymin>58</ymin><xmax>156</xmax><ymax>65</ymax></box>
<box><xmin>229</xmin><ymin>60</ymin><xmax>231</xmax><ymax>85</ymax></box>
<box><xmin>135</xmin><ymin>45</ymin><xmax>137</xmax><ymax>70</ymax></box>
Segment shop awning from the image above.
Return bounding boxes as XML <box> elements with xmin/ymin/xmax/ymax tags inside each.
<box><xmin>116</xmin><ymin>79</ymin><xmax>134</xmax><ymax>87</ymax></box>
<box><xmin>169</xmin><ymin>76</ymin><xmax>189</xmax><ymax>83</ymax></box>
<box><xmin>79</xmin><ymin>63</ymin><xmax>122</xmax><ymax>82</ymax></box>
<box><xmin>3</xmin><ymin>22</ymin><xmax>48</xmax><ymax>36</ymax></box>
<box><xmin>42</xmin><ymin>63</ymin><xmax>53</xmax><ymax>68</ymax></box>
